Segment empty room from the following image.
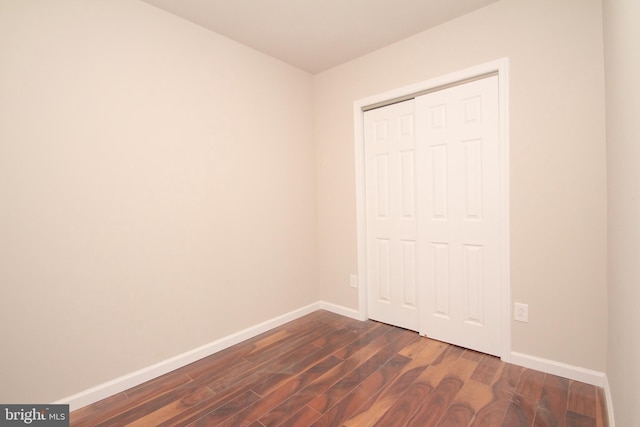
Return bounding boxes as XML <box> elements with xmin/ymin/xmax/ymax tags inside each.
<box><xmin>0</xmin><ymin>0</ymin><xmax>637</xmax><ymax>426</ymax></box>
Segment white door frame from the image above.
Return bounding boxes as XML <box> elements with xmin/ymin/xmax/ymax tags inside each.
<box><xmin>354</xmin><ymin>58</ymin><xmax>511</xmax><ymax>361</ymax></box>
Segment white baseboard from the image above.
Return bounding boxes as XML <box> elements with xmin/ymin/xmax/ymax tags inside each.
<box><xmin>318</xmin><ymin>300</ymin><xmax>362</xmax><ymax>320</ymax></box>
<box><xmin>603</xmin><ymin>375</ymin><xmax>615</xmax><ymax>427</ymax></box>
<box><xmin>510</xmin><ymin>351</ymin><xmax>605</xmax><ymax>387</ymax></box>
<box><xmin>55</xmin><ymin>301</ymin><xmax>357</xmax><ymax>411</ymax></box>
<box><xmin>57</xmin><ymin>303</ymin><xmax>616</xmax><ymax>422</ymax></box>
<box><xmin>511</xmin><ymin>352</ymin><xmax>617</xmax><ymax>425</ymax></box>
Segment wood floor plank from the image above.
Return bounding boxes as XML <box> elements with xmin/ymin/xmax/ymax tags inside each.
<box><xmin>69</xmin><ymin>311</ymin><xmax>607</xmax><ymax>427</ymax></box>
<box><xmin>565</xmin><ymin>410</ymin><xmax>596</xmax><ymax>427</ymax></box>
<box><xmin>494</xmin><ymin>363</ymin><xmax>525</xmax><ymax>397</ymax></box>
<box><xmin>126</xmin><ymin>386</ymin><xmax>215</xmax><ymax>427</ymax></box>
<box><xmin>159</xmin><ymin>343</ymin><xmax>330</xmax><ymax>426</ymax></box>
<box><xmin>502</xmin><ymin>397</ymin><xmax>535</xmax><ymax>427</ymax></box>
<box><xmin>328</xmin><ymin>321</ymin><xmax>395</xmax><ymax>360</ymax></box>
<box><xmin>307</xmin><ymin>328</ymin><xmax>418</xmax><ymax>414</ymax></box>
<box><xmin>310</xmin><ymin>354</ymin><xmax>412</xmax><ymax>427</ymax></box>
<box><xmin>214</xmin><ymin>355</ymin><xmax>344</xmax><ymax>427</ymax></box>
<box><xmin>70</xmin><ymin>372</ymin><xmax>194</xmax><ymax>427</ymax></box>
<box><xmin>471</xmin><ymin>394</ymin><xmax>512</xmax><ymax>427</ymax></box>
<box><xmin>342</xmin><ymin>338</ymin><xmax>449</xmax><ymax>426</ymax></box>
<box><xmin>258</xmin><ymin>332</ymin><xmax>399</xmax><ymax>427</ymax></box>
<box><xmin>248</xmin><ymin>350</ymin><xmax>338</xmax><ymax>398</ymax></box>
<box><xmin>206</xmin><ymin>342</ymin><xmax>319</xmax><ymax>395</ymax></box>
<box><xmin>341</xmin><ymin>365</ymin><xmax>427</xmax><ymax>427</ymax></box>
<box><xmin>245</xmin><ymin>318</ymin><xmax>353</xmax><ymax>362</ymax></box>
<box><xmin>242</xmin><ymin>324</ymin><xmax>337</xmax><ymax>364</ymax></box>
<box><xmin>567</xmin><ymin>380</ymin><xmax>597</xmax><ymax>418</ymax></box>
<box><xmin>533</xmin><ymin>373</ymin><xmax>570</xmax><ymax>427</ymax></box>
<box><xmin>471</xmin><ymin>354</ymin><xmax>503</xmax><ymax>385</ymax></box>
<box><xmin>250</xmin><ymin>326</ymin><xmax>377</xmax><ymax>397</ymax></box>
<box><xmin>177</xmin><ymin>315</ymin><xmax>339</xmax><ymax>388</ymax></box>
<box><xmin>397</xmin><ymin>333</ymin><xmax>433</xmax><ymax>358</ymax></box>
<box><xmin>157</xmin><ymin>320</ymin><xmax>363</xmax><ymax>426</ymax></box>
<box><xmin>430</xmin><ymin>351</ymin><xmax>493</xmax><ymax>427</ymax></box>
<box><xmin>91</xmin><ymin>384</ymin><xmax>213</xmax><ymax>427</ymax></box>
<box><xmin>163</xmin><ymin>388</ymin><xmax>261</xmax><ymax>427</ymax></box>
<box><xmin>184</xmin><ymin>390</ymin><xmax>262</xmax><ymax>427</ymax></box>
<box><xmin>278</xmin><ymin>405</ymin><xmax>322</xmax><ymax>427</ymax></box>
<box><xmin>502</xmin><ymin>369</ymin><xmax>546</xmax><ymax>427</ymax></box>
<box><xmin>406</xmin><ymin>376</ymin><xmax>464</xmax><ymax>427</ymax></box>
<box><xmin>470</xmin><ymin>363</ymin><xmax>523</xmax><ymax>427</ymax></box>
<box><xmin>69</xmin><ymin>392</ymin><xmax>128</xmax><ymax>427</ymax></box>
<box><xmin>398</xmin><ymin>352</ymin><xmax>476</xmax><ymax>427</ymax></box>
<box><xmin>516</xmin><ymin>370</ymin><xmax>547</xmax><ymax>400</ymax></box>
<box><xmin>421</xmin><ymin>346</ymin><xmax>477</xmax><ymax>388</ymax></box>
<box><xmin>377</xmin><ymin>379</ymin><xmax>434</xmax><ymax>427</ymax></box>
<box><xmin>462</xmin><ymin>349</ymin><xmax>485</xmax><ymax>363</ymax></box>
<box><xmin>436</xmin><ymin>380</ymin><xmax>496</xmax><ymax>427</ymax></box>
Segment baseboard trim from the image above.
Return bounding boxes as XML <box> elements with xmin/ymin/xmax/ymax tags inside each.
<box><xmin>54</xmin><ymin>301</ymin><xmax>358</xmax><ymax>411</ymax></box>
<box><xmin>53</xmin><ymin>301</ymin><xmax>360</xmax><ymax>411</ymax></box>
<box><xmin>56</xmin><ymin>305</ymin><xmax>615</xmax><ymax>418</ymax></box>
<box><xmin>510</xmin><ymin>351</ymin><xmax>605</xmax><ymax>387</ymax></box>
<box><xmin>318</xmin><ymin>300</ymin><xmax>361</xmax><ymax>320</ymax></box>
<box><xmin>603</xmin><ymin>374</ymin><xmax>615</xmax><ymax>427</ymax></box>
<box><xmin>511</xmin><ymin>353</ymin><xmax>616</xmax><ymax>425</ymax></box>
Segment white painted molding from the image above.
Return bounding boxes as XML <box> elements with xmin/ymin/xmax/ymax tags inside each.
<box><xmin>318</xmin><ymin>300</ymin><xmax>362</xmax><ymax>320</ymax></box>
<box><xmin>54</xmin><ymin>301</ymin><xmax>359</xmax><ymax>411</ymax></box>
<box><xmin>603</xmin><ymin>375</ymin><xmax>616</xmax><ymax>427</ymax></box>
<box><xmin>55</xmin><ymin>300</ymin><xmax>617</xmax><ymax>426</ymax></box>
<box><xmin>510</xmin><ymin>351</ymin><xmax>605</xmax><ymax>387</ymax></box>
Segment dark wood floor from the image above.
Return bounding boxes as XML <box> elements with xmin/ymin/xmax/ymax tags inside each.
<box><xmin>70</xmin><ymin>310</ymin><xmax>607</xmax><ymax>426</ymax></box>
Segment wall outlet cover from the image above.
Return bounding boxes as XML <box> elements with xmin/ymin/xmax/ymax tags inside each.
<box><xmin>514</xmin><ymin>302</ymin><xmax>529</xmax><ymax>323</ymax></box>
<box><xmin>349</xmin><ymin>274</ymin><xmax>358</xmax><ymax>288</ymax></box>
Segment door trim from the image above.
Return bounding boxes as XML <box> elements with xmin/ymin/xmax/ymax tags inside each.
<box><xmin>354</xmin><ymin>58</ymin><xmax>511</xmax><ymax>361</ymax></box>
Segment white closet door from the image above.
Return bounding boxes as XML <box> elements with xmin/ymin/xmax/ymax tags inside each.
<box><xmin>364</xmin><ymin>99</ymin><xmax>419</xmax><ymax>332</ymax></box>
<box><xmin>416</xmin><ymin>75</ymin><xmax>501</xmax><ymax>356</ymax></box>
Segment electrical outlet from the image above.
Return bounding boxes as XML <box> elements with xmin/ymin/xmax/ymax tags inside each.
<box><xmin>514</xmin><ymin>303</ymin><xmax>529</xmax><ymax>323</ymax></box>
<box><xmin>349</xmin><ymin>274</ymin><xmax>358</xmax><ymax>288</ymax></box>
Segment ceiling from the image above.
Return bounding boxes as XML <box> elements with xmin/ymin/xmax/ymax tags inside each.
<box><xmin>141</xmin><ymin>0</ymin><xmax>499</xmax><ymax>74</ymax></box>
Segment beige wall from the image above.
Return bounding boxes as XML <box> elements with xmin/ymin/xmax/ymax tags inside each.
<box><xmin>315</xmin><ymin>0</ymin><xmax>608</xmax><ymax>371</ymax></box>
<box><xmin>0</xmin><ymin>0</ymin><xmax>316</xmax><ymax>403</ymax></box>
<box><xmin>603</xmin><ymin>0</ymin><xmax>640</xmax><ymax>425</ymax></box>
